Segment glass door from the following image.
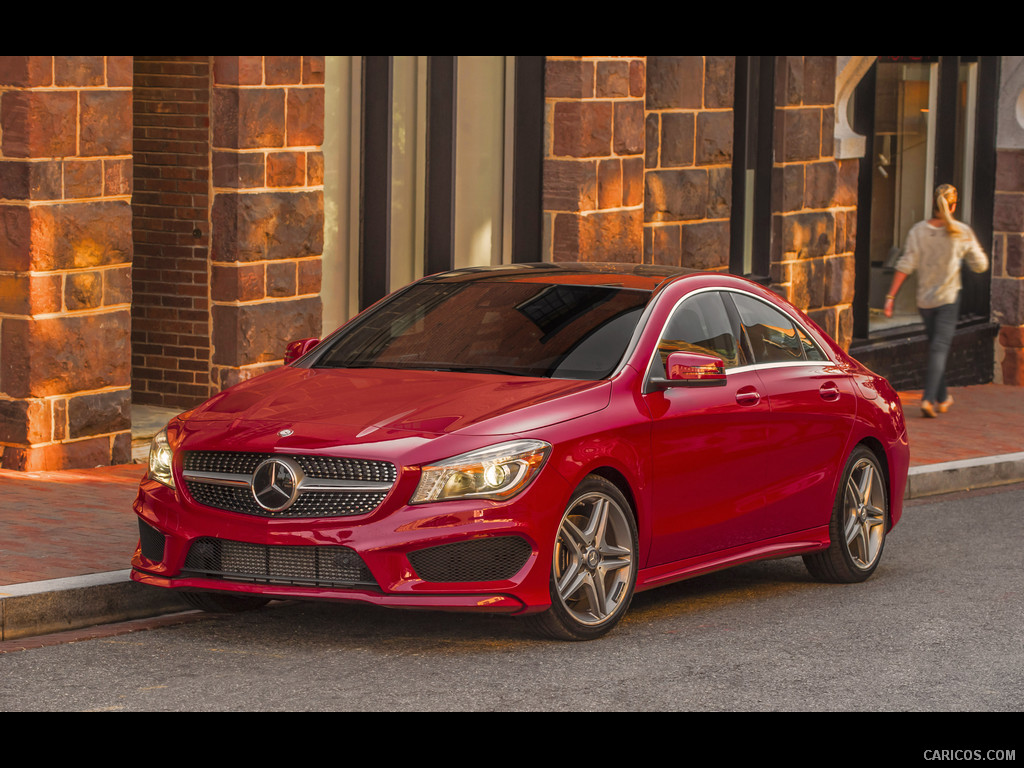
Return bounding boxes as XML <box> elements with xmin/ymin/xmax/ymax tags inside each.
<box><xmin>863</xmin><ymin>58</ymin><xmax>980</xmax><ymax>334</ymax></box>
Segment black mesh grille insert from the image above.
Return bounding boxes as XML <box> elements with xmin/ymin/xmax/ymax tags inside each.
<box><xmin>181</xmin><ymin>451</ymin><xmax>397</xmax><ymax>518</ymax></box>
<box><xmin>138</xmin><ymin>519</ymin><xmax>166</xmax><ymax>563</ymax></box>
<box><xmin>407</xmin><ymin>536</ymin><xmax>532</xmax><ymax>583</ymax></box>
<box><xmin>183</xmin><ymin>537</ymin><xmax>378</xmax><ymax>590</ymax></box>
<box><xmin>186</xmin><ymin>483</ymin><xmax>388</xmax><ymax>518</ymax></box>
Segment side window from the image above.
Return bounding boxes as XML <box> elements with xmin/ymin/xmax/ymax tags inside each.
<box><xmin>795</xmin><ymin>324</ymin><xmax>828</xmax><ymax>362</ymax></box>
<box><xmin>655</xmin><ymin>292</ymin><xmax>747</xmax><ymax>374</ymax></box>
<box><xmin>730</xmin><ymin>293</ymin><xmax>826</xmax><ymax>364</ymax></box>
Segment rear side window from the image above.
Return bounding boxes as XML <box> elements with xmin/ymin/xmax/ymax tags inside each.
<box><xmin>730</xmin><ymin>293</ymin><xmax>827</xmax><ymax>364</ymax></box>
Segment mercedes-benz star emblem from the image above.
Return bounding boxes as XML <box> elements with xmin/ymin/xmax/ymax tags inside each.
<box><xmin>251</xmin><ymin>457</ymin><xmax>303</xmax><ymax>511</ymax></box>
<box><xmin>278</xmin><ymin>428</ymin><xmax>294</xmax><ymax>437</ymax></box>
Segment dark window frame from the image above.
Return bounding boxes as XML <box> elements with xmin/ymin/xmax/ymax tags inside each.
<box><xmin>730</xmin><ymin>56</ymin><xmax>775</xmax><ymax>283</ymax></box>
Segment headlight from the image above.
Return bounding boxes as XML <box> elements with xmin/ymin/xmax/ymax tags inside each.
<box><xmin>148</xmin><ymin>426</ymin><xmax>175</xmax><ymax>488</ymax></box>
<box><xmin>410</xmin><ymin>439</ymin><xmax>550</xmax><ymax>504</ymax></box>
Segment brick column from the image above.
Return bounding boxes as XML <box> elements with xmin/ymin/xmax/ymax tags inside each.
<box><xmin>209</xmin><ymin>56</ymin><xmax>324</xmax><ymax>390</ymax></box>
<box><xmin>643</xmin><ymin>56</ymin><xmax>734</xmax><ymax>270</ymax></box>
<box><xmin>770</xmin><ymin>56</ymin><xmax>855</xmax><ymax>349</ymax></box>
<box><xmin>993</xmin><ymin>148</ymin><xmax>1024</xmax><ymax>384</ymax></box>
<box><xmin>0</xmin><ymin>56</ymin><xmax>133</xmax><ymax>470</ymax></box>
<box><xmin>543</xmin><ymin>57</ymin><xmax>646</xmax><ymax>262</ymax></box>
<box><xmin>993</xmin><ymin>58</ymin><xmax>1024</xmax><ymax>385</ymax></box>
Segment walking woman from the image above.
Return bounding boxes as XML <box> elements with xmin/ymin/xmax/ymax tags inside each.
<box><xmin>884</xmin><ymin>184</ymin><xmax>989</xmax><ymax>417</ymax></box>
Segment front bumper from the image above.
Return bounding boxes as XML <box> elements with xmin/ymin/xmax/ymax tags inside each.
<box><xmin>130</xmin><ymin>466</ymin><xmax>570</xmax><ymax>615</ymax></box>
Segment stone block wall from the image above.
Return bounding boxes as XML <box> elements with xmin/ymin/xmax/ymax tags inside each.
<box><xmin>541</xmin><ymin>56</ymin><xmax>856</xmax><ymax>349</ymax></box>
<box><xmin>0</xmin><ymin>56</ymin><xmax>134</xmax><ymax>470</ymax></box>
<box><xmin>0</xmin><ymin>55</ymin><xmax>326</xmax><ymax>471</ymax></box>
<box><xmin>209</xmin><ymin>56</ymin><xmax>324</xmax><ymax>391</ymax></box>
<box><xmin>770</xmin><ymin>56</ymin><xmax>855</xmax><ymax>349</ymax></box>
<box><xmin>643</xmin><ymin>56</ymin><xmax>734</xmax><ymax>270</ymax></box>
<box><xmin>993</xmin><ymin>147</ymin><xmax>1024</xmax><ymax>384</ymax></box>
<box><xmin>543</xmin><ymin>57</ymin><xmax>646</xmax><ymax>262</ymax></box>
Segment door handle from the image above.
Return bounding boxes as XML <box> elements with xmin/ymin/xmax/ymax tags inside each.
<box><xmin>819</xmin><ymin>382</ymin><xmax>841</xmax><ymax>402</ymax></box>
<box><xmin>736</xmin><ymin>386</ymin><xmax>761</xmax><ymax>406</ymax></box>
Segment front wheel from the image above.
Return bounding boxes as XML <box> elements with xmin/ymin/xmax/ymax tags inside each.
<box><xmin>804</xmin><ymin>445</ymin><xmax>888</xmax><ymax>583</ymax></box>
<box><xmin>525</xmin><ymin>476</ymin><xmax>638</xmax><ymax>641</ymax></box>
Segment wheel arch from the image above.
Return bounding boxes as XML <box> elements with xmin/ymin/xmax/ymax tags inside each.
<box><xmin>587</xmin><ymin>465</ymin><xmax>639</xmax><ymax>522</ymax></box>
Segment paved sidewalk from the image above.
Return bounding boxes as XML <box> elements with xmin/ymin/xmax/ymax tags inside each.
<box><xmin>1</xmin><ymin>383</ymin><xmax>1022</xmax><ymax>642</ymax></box>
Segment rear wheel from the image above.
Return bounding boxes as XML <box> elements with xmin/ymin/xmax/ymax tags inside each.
<box><xmin>525</xmin><ymin>476</ymin><xmax>638</xmax><ymax>641</ymax></box>
<box><xmin>180</xmin><ymin>591</ymin><xmax>271</xmax><ymax>613</ymax></box>
<box><xmin>804</xmin><ymin>445</ymin><xmax>888</xmax><ymax>583</ymax></box>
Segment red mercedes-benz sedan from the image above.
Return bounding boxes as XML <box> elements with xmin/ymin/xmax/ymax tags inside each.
<box><xmin>131</xmin><ymin>263</ymin><xmax>909</xmax><ymax>640</ymax></box>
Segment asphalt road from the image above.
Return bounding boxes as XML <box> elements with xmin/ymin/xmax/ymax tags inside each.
<box><xmin>2</xmin><ymin>483</ymin><xmax>1022</xmax><ymax>720</ymax></box>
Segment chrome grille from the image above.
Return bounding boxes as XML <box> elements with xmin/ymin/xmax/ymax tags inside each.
<box><xmin>182</xmin><ymin>451</ymin><xmax>396</xmax><ymax>518</ymax></box>
<box><xmin>183</xmin><ymin>537</ymin><xmax>378</xmax><ymax>589</ymax></box>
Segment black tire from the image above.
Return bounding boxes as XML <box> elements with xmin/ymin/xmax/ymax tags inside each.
<box><xmin>804</xmin><ymin>445</ymin><xmax>888</xmax><ymax>583</ymax></box>
<box><xmin>525</xmin><ymin>475</ymin><xmax>638</xmax><ymax>641</ymax></box>
<box><xmin>180</xmin><ymin>591</ymin><xmax>271</xmax><ymax>613</ymax></box>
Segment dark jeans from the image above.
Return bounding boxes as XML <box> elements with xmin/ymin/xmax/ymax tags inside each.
<box><xmin>919</xmin><ymin>295</ymin><xmax>960</xmax><ymax>405</ymax></box>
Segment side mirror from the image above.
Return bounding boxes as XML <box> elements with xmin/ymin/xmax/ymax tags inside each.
<box><xmin>284</xmin><ymin>337</ymin><xmax>320</xmax><ymax>365</ymax></box>
<box><xmin>651</xmin><ymin>351</ymin><xmax>727</xmax><ymax>388</ymax></box>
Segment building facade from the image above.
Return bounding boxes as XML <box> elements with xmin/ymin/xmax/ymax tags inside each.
<box><xmin>1</xmin><ymin>55</ymin><xmax>1022</xmax><ymax>471</ymax></box>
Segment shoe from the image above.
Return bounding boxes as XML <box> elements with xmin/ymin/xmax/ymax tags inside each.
<box><xmin>938</xmin><ymin>396</ymin><xmax>954</xmax><ymax>413</ymax></box>
<box><xmin>921</xmin><ymin>400</ymin><xmax>936</xmax><ymax>418</ymax></box>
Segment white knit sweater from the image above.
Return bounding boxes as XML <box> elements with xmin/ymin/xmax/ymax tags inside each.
<box><xmin>894</xmin><ymin>220</ymin><xmax>989</xmax><ymax>308</ymax></box>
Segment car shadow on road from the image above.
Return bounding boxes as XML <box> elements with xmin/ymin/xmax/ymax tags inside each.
<box><xmin>188</xmin><ymin>556</ymin><xmax>829</xmax><ymax>649</ymax></box>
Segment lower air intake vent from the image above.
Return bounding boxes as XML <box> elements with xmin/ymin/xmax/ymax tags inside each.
<box><xmin>138</xmin><ymin>519</ymin><xmax>166</xmax><ymax>563</ymax></box>
<box><xmin>183</xmin><ymin>538</ymin><xmax>378</xmax><ymax>590</ymax></box>
<box><xmin>408</xmin><ymin>536</ymin><xmax>532</xmax><ymax>583</ymax></box>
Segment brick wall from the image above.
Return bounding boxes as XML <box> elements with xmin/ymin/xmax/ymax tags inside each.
<box><xmin>132</xmin><ymin>56</ymin><xmax>213</xmax><ymax>409</ymax></box>
<box><xmin>208</xmin><ymin>56</ymin><xmax>324</xmax><ymax>391</ymax></box>
<box><xmin>0</xmin><ymin>56</ymin><xmax>133</xmax><ymax>470</ymax></box>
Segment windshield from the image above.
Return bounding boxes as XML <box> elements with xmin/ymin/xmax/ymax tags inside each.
<box><xmin>312</xmin><ymin>280</ymin><xmax>652</xmax><ymax>380</ymax></box>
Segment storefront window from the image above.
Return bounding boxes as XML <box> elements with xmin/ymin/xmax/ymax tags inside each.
<box><xmin>862</xmin><ymin>58</ymin><xmax>981</xmax><ymax>335</ymax></box>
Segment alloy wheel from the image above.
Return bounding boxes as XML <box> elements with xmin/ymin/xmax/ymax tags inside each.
<box><xmin>553</xmin><ymin>490</ymin><xmax>635</xmax><ymax>627</ymax></box>
<box><xmin>843</xmin><ymin>457</ymin><xmax>887</xmax><ymax>570</ymax></box>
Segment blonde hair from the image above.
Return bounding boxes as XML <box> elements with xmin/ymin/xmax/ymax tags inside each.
<box><xmin>934</xmin><ymin>184</ymin><xmax>964</xmax><ymax>239</ymax></box>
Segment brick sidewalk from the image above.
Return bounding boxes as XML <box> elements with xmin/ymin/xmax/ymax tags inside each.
<box><xmin>0</xmin><ymin>464</ymin><xmax>143</xmax><ymax>586</ymax></box>
<box><xmin>1</xmin><ymin>384</ymin><xmax>1021</xmax><ymax>587</ymax></box>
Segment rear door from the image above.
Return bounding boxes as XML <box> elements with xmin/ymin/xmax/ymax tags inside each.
<box><xmin>725</xmin><ymin>291</ymin><xmax>858</xmax><ymax>536</ymax></box>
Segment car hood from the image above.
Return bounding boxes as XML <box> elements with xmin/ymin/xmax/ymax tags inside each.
<box><xmin>181</xmin><ymin>366</ymin><xmax>611</xmax><ymax>444</ymax></box>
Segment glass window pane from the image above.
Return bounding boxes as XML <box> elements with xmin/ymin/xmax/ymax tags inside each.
<box><xmin>656</xmin><ymin>292</ymin><xmax>745</xmax><ymax>372</ymax></box>
<box><xmin>732</xmin><ymin>294</ymin><xmax>805</xmax><ymax>364</ymax></box>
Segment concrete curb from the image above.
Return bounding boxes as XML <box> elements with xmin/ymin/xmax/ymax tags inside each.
<box><xmin>905</xmin><ymin>452</ymin><xmax>1024</xmax><ymax>499</ymax></box>
<box><xmin>0</xmin><ymin>570</ymin><xmax>186</xmax><ymax>642</ymax></box>
<box><xmin>3</xmin><ymin>458</ymin><xmax>1023</xmax><ymax>642</ymax></box>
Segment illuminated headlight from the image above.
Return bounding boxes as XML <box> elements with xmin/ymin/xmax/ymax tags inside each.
<box><xmin>410</xmin><ymin>440</ymin><xmax>551</xmax><ymax>504</ymax></box>
<box><xmin>148</xmin><ymin>426</ymin><xmax>175</xmax><ymax>489</ymax></box>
